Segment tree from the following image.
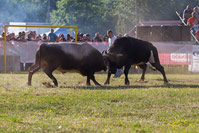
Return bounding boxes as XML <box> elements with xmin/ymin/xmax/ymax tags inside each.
<box><xmin>50</xmin><ymin>0</ymin><xmax>116</xmax><ymax>36</ymax></box>
<box><xmin>1</xmin><ymin>0</ymin><xmax>199</xmax><ymax>36</ymax></box>
<box><xmin>110</xmin><ymin>0</ymin><xmax>137</xmax><ymax>35</ymax></box>
<box><xmin>0</xmin><ymin>0</ymin><xmax>58</xmax><ymax>24</ymax></box>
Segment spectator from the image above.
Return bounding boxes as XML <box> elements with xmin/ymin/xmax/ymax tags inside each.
<box><xmin>36</xmin><ymin>34</ymin><xmax>41</xmax><ymax>41</ymax></box>
<box><xmin>22</xmin><ymin>31</ymin><xmax>26</xmax><ymax>39</ymax></box>
<box><xmin>183</xmin><ymin>5</ymin><xmax>193</xmax><ymax>24</ymax></box>
<box><xmin>48</xmin><ymin>29</ymin><xmax>58</xmax><ymax>42</ymax></box>
<box><xmin>16</xmin><ymin>32</ymin><xmax>26</xmax><ymax>41</ymax></box>
<box><xmin>193</xmin><ymin>20</ymin><xmax>199</xmax><ymax>33</ymax></box>
<box><xmin>58</xmin><ymin>33</ymin><xmax>66</xmax><ymax>42</ymax></box>
<box><xmin>187</xmin><ymin>12</ymin><xmax>199</xmax><ymax>33</ymax></box>
<box><xmin>195</xmin><ymin>30</ymin><xmax>199</xmax><ymax>41</ymax></box>
<box><xmin>27</xmin><ymin>33</ymin><xmax>34</xmax><ymax>41</ymax></box>
<box><xmin>77</xmin><ymin>33</ymin><xmax>83</xmax><ymax>42</ymax></box>
<box><xmin>78</xmin><ymin>33</ymin><xmax>84</xmax><ymax>41</ymax></box>
<box><xmin>193</xmin><ymin>6</ymin><xmax>199</xmax><ymax>20</ymax></box>
<box><xmin>1</xmin><ymin>32</ymin><xmax>4</xmax><ymax>37</ymax></box>
<box><xmin>0</xmin><ymin>32</ymin><xmax>4</xmax><ymax>40</ymax></box>
<box><xmin>107</xmin><ymin>29</ymin><xmax>123</xmax><ymax>78</ymax></box>
<box><xmin>107</xmin><ymin>29</ymin><xmax>117</xmax><ymax>47</ymax></box>
<box><xmin>103</xmin><ymin>35</ymin><xmax>108</xmax><ymax>42</ymax></box>
<box><xmin>42</xmin><ymin>34</ymin><xmax>48</xmax><ymax>42</ymax></box>
<box><xmin>83</xmin><ymin>34</ymin><xmax>87</xmax><ymax>41</ymax></box>
<box><xmin>16</xmin><ymin>32</ymin><xmax>22</xmax><ymax>40</ymax></box>
<box><xmin>66</xmin><ymin>34</ymin><xmax>72</xmax><ymax>42</ymax></box>
<box><xmin>10</xmin><ymin>33</ymin><xmax>16</xmax><ymax>41</ymax></box>
<box><xmin>6</xmin><ymin>33</ymin><xmax>11</xmax><ymax>41</ymax></box>
<box><xmin>32</xmin><ymin>31</ymin><xmax>37</xmax><ymax>40</ymax></box>
<box><xmin>93</xmin><ymin>32</ymin><xmax>102</xmax><ymax>42</ymax></box>
<box><xmin>70</xmin><ymin>36</ymin><xmax>74</xmax><ymax>42</ymax></box>
<box><xmin>86</xmin><ymin>34</ymin><xmax>91</xmax><ymax>41</ymax></box>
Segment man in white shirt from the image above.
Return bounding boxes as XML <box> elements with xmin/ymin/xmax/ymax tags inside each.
<box><xmin>107</xmin><ymin>30</ymin><xmax>123</xmax><ymax>78</ymax></box>
<box><xmin>107</xmin><ymin>30</ymin><xmax>117</xmax><ymax>47</ymax></box>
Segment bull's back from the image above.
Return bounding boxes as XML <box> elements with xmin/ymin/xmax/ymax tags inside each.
<box><xmin>38</xmin><ymin>43</ymin><xmax>106</xmax><ymax>74</ymax></box>
<box><xmin>109</xmin><ymin>37</ymin><xmax>152</xmax><ymax>63</ymax></box>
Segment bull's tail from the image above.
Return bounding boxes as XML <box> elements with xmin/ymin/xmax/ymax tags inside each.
<box><xmin>28</xmin><ymin>46</ymin><xmax>41</xmax><ymax>72</ymax></box>
<box><xmin>28</xmin><ymin>44</ymin><xmax>44</xmax><ymax>86</ymax></box>
<box><xmin>149</xmin><ymin>50</ymin><xmax>155</xmax><ymax>64</ymax></box>
<box><xmin>33</xmin><ymin>44</ymin><xmax>46</xmax><ymax>68</ymax></box>
<box><xmin>149</xmin><ymin>46</ymin><xmax>160</xmax><ymax>64</ymax></box>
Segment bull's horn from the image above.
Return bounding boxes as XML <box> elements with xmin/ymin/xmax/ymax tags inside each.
<box><xmin>116</xmin><ymin>54</ymin><xmax>123</xmax><ymax>57</ymax></box>
<box><xmin>107</xmin><ymin>53</ymin><xmax>124</xmax><ymax>57</ymax></box>
<box><xmin>102</xmin><ymin>50</ymin><xmax>108</xmax><ymax>55</ymax></box>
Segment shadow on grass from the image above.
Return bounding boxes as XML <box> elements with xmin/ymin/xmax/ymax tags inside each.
<box><xmin>59</xmin><ymin>83</ymin><xmax>199</xmax><ymax>90</ymax></box>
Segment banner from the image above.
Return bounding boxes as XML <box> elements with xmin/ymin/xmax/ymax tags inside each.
<box><xmin>188</xmin><ymin>45</ymin><xmax>199</xmax><ymax>72</ymax></box>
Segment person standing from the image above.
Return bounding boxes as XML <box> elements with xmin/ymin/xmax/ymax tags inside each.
<box><xmin>107</xmin><ymin>29</ymin><xmax>123</xmax><ymax>78</ymax></box>
<box><xmin>48</xmin><ymin>29</ymin><xmax>58</xmax><ymax>42</ymax></box>
<box><xmin>107</xmin><ymin>30</ymin><xmax>117</xmax><ymax>47</ymax></box>
<box><xmin>183</xmin><ymin>5</ymin><xmax>193</xmax><ymax>24</ymax></box>
<box><xmin>187</xmin><ymin>12</ymin><xmax>199</xmax><ymax>33</ymax></box>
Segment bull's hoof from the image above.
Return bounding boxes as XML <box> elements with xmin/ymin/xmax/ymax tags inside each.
<box><xmin>125</xmin><ymin>82</ymin><xmax>130</xmax><ymax>85</ymax></box>
<box><xmin>27</xmin><ymin>83</ymin><xmax>31</xmax><ymax>86</ymax></box>
<box><xmin>164</xmin><ymin>81</ymin><xmax>169</xmax><ymax>84</ymax></box>
<box><xmin>104</xmin><ymin>79</ymin><xmax>110</xmax><ymax>85</ymax></box>
<box><xmin>42</xmin><ymin>82</ymin><xmax>55</xmax><ymax>88</ymax></box>
<box><xmin>139</xmin><ymin>79</ymin><xmax>144</xmax><ymax>82</ymax></box>
<box><xmin>137</xmin><ymin>80</ymin><xmax>147</xmax><ymax>83</ymax></box>
<box><xmin>104</xmin><ymin>81</ymin><xmax>110</xmax><ymax>85</ymax></box>
<box><xmin>95</xmin><ymin>83</ymin><xmax>102</xmax><ymax>86</ymax></box>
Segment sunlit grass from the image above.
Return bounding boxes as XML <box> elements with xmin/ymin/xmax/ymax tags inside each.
<box><xmin>0</xmin><ymin>72</ymin><xmax>199</xmax><ymax>132</ymax></box>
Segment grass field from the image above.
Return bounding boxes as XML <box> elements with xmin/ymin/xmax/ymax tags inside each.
<box><xmin>0</xmin><ymin>72</ymin><xmax>199</xmax><ymax>132</ymax></box>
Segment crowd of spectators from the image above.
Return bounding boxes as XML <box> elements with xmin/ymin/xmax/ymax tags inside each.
<box><xmin>183</xmin><ymin>5</ymin><xmax>199</xmax><ymax>40</ymax></box>
<box><xmin>0</xmin><ymin>28</ymin><xmax>126</xmax><ymax>43</ymax></box>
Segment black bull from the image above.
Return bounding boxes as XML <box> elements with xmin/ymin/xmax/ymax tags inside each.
<box><xmin>103</xmin><ymin>36</ymin><xmax>168</xmax><ymax>85</ymax></box>
<box><xmin>28</xmin><ymin>43</ymin><xmax>107</xmax><ymax>86</ymax></box>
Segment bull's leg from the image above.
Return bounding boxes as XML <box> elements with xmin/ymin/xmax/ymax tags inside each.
<box><xmin>124</xmin><ymin>65</ymin><xmax>131</xmax><ymax>85</ymax></box>
<box><xmin>138</xmin><ymin>64</ymin><xmax>147</xmax><ymax>82</ymax></box>
<box><xmin>90</xmin><ymin>75</ymin><xmax>101</xmax><ymax>86</ymax></box>
<box><xmin>28</xmin><ymin>64</ymin><xmax>40</xmax><ymax>86</ymax></box>
<box><xmin>43</xmin><ymin>68</ymin><xmax>58</xmax><ymax>87</ymax></box>
<box><xmin>104</xmin><ymin>70</ymin><xmax>111</xmax><ymax>85</ymax></box>
<box><xmin>151</xmin><ymin>63</ymin><xmax>168</xmax><ymax>83</ymax></box>
<box><xmin>86</xmin><ymin>76</ymin><xmax>91</xmax><ymax>86</ymax></box>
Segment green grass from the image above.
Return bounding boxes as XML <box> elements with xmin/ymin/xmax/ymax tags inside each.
<box><xmin>0</xmin><ymin>72</ymin><xmax>199</xmax><ymax>132</ymax></box>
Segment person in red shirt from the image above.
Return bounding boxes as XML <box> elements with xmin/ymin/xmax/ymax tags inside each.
<box><xmin>195</xmin><ymin>30</ymin><xmax>199</xmax><ymax>41</ymax></box>
<box><xmin>187</xmin><ymin>12</ymin><xmax>197</xmax><ymax>28</ymax></box>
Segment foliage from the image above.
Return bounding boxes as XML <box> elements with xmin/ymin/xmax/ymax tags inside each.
<box><xmin>1</xmin><ymin>0</ymin><xmax>199</xmax><ymax>35</ymax></box>
<box><xmin>50</xmin><ymin>0</ymin><xmax>111</xmax><ymax>36</ymax></box>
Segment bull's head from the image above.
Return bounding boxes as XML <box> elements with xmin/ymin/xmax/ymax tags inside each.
<box><xmin>102</xmin><ymin>50</ymin><xmax>124</xmax><ymax>74</ymax></box>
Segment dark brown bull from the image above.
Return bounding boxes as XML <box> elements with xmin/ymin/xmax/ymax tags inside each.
<box><xmin>28</xmin><ymin>43</ymin><xmax>107</xmax><ymax>86</ymax></box>
<box><xmin>103</xmin><ymin>37</ymin><xmax>168</xmax><ymax>85</ymax></box>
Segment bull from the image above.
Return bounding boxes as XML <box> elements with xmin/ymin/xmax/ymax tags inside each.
<box><xmin>103</xmin><ymin>36</ymin><xmax>168</xmax><ymax>85</ymax></box>
<box><xmin>28</xmin><ymin>43</ymin><xmax>107</xmax><ymax>86</ymax></box>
